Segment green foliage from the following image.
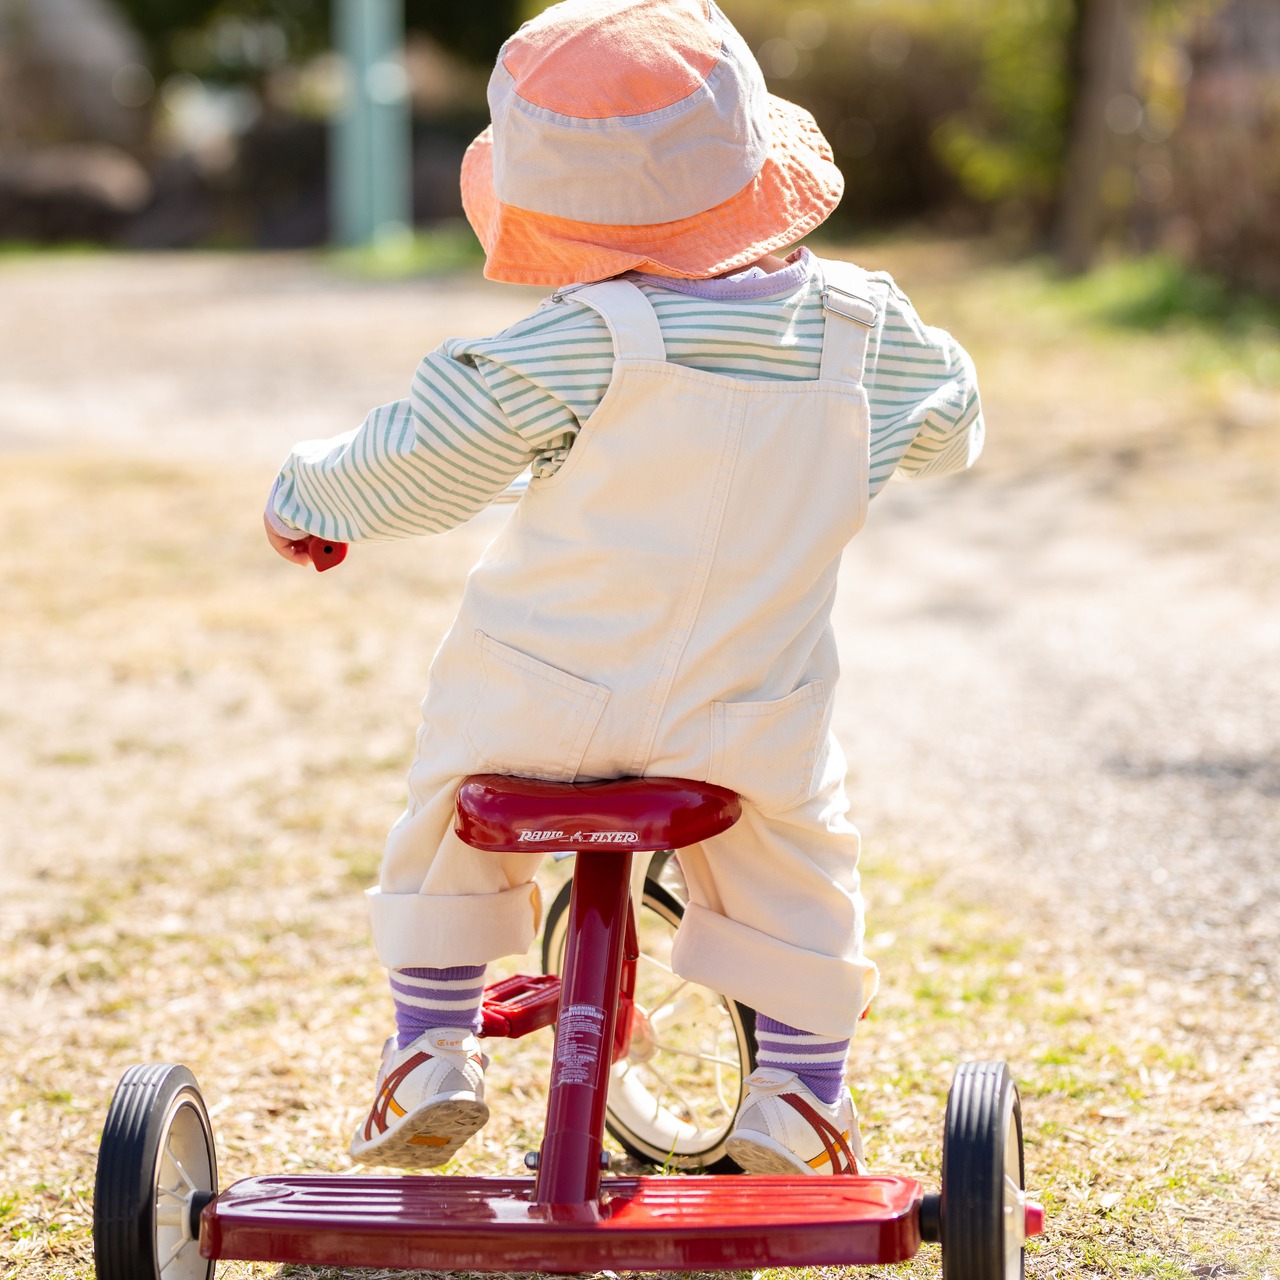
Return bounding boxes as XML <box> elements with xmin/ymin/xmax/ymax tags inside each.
<box><xmin>930</xmin><ymin>0</ymin><xmax>1075</xmax><ymax>207</ymax></box>
<box><xmin>116</xmin><ymin>0</ymin><xmax>325</xmax><ymax>78</ymax></box>
<box><xmin>715</xmin><ymin>0</ymin><xmax>1079</xmax><ymax>230</ymax></box>
<box><xmin>114</xmin><ymin>0</ymin><xmax>520</xmax><ymax>79</ymax></box>
<box><xmin>403</xmin><ymin>0</ymin><xmax>521</xmax><ymax>64</ymax></box>
<box><xmin>112</xmin><ymin>0</ymin><xmax>1079</xmax><ymax>234</ymax></box>
<box><xmin>1059</xmin><ymin>254</ymin><xmax>1280</xmax><ymax>336</ymax></box>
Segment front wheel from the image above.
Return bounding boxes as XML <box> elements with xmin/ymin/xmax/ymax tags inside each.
<box><xmin>94</xmin><ymin>1063</ymin><xmax>218</xmax><ymax>1280</ymax></box>
<box><xmin>542</xmin><ymin>866</ymin><xmax>755</xmax><ymax>1172</ymax></box>
<box><xmin>940</xmin><ymin>1060</ymin><xmax>1027</xmax><ymax>1280</ymax></box>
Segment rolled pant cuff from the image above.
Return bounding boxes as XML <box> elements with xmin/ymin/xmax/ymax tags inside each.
<box><xmin>366</xmin><ymin>883</ymin><xmax>543</xmax><ymax>969</ymax></box>
<box><xmin>670</xmin><ymin>902</ymin><xmax>878</xmax><ymax>1040</ymax></box>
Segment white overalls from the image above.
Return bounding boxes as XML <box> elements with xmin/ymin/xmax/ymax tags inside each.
<box><xmin>369</xmin><ymin>258</ymin><xmax>880</xmax><ymax>1039</ymax></box>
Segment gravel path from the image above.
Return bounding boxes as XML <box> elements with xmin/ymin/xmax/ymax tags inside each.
<box><xmin>839</xmin><ymin>469</ymin><xmax>1280</xmax><ymax>1000</ymax></box>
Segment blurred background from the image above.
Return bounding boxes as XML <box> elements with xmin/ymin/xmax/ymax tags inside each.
<box><xmin>0</xmin><ymin>0</ymin><xmax>1277</xmax><ymax>294</ymax></box>
<box><xmin>2</xmin><ymin>4</ymin><xmax>1279</xmax><ymax>1276</ymax></box>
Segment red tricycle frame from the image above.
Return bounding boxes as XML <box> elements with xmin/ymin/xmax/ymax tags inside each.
<box><xmin>94</xmin><ymin>770</ymin><xmax>1043</xmax><ymax>1279</ymax></box>
<box><xmin>196</xmin><ymin>775</ymin><xmax>1040</xmax><ymax>1274</ymax></box>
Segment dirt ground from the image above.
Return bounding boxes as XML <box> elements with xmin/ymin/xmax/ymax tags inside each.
<box><xmin>0</xmin><ymin>242</ymin><xmax>1277</xmax><ymax>1278</ymax></box>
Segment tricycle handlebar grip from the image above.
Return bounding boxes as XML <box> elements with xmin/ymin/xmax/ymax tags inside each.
<box><xmin>303</xmin><ymin>536</ymin><xmax>348</xmax><ymax>572</ymax></box>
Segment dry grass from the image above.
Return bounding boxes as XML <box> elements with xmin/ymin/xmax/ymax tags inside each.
<box><xmin>1</xmin><ymin>242</ymin><xmax>1278</xmax><ymax>1279</ymax></box>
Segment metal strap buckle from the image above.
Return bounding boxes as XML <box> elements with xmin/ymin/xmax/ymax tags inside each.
<box><xmin>821</xmin><ymin>285</ymin><xmax>877</xmax><ymax>328</ymax></box>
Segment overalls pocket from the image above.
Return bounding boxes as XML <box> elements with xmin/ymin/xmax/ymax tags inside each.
<box><xmin>708</xmin><ymin>680</ymin><xmax>829</xmax><ymax>814</ymax></box>
<box><xmin>464</xmin><ymin>631</ymin><xmax>610</xmax><ymax>782</ymax></box>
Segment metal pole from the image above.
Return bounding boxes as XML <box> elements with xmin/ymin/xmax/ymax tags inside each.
<box><xmin>332</xmin><ymin>0</ymin><xmax>411</xmax><ymax>247</ymax></box>
<box><xmin>535</xmin><ymin>850</ymin><xmax>633</xmax><ymax>1209</ymax></box>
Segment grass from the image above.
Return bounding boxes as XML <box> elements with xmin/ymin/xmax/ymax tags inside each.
<box><xmin>845</xmin><ymin>857</ymin><xmax>1280</xmax><ymax>1278</ymax></box>
<box><xmin>1012</xmin><ymin>251</ymin><xmax>1280</xmax><ymax>401</ymax></box>
<box><xmin>0</xmin><ymin>240</ymin><xmax>105</xmax><ymax>260</ymax></box>
<box><xmin>1</xmin><ymin>240</ymin><xmax>1278</xmax><ymax>1278</ymax></box>
<box><xmin>324</xmin><ymin>223</ymin><xmax>486</xmax><ymax>280</ymax></box>
<box><xmin>1057</xmin><ymin>254</ymin><xmax>1280</xmax><ymax>342</ymax></box>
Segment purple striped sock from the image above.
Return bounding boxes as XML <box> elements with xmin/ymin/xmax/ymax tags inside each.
<box><xmin>755</xmin><ymin>1015</ymin><xmax>850</xmax><ymax>1105</ymax></box>
<box><xmin>391</xmin><ymin>964</ymin><xmax>487</xmax><ymax>1049</ymax></box>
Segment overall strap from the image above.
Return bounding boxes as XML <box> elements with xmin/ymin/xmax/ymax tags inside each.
<box><xmin>816</xmin><ymin>259</ymin><xmax>879</xmax><ymax>385</ymax></box>
<box><xmin>559</xmin><ymin>280</ymin><xmax>667</xmax><ymax>363</ymax></box>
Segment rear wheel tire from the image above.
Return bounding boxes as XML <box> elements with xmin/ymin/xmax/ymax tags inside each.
<box><xmin>542</xmin><ymin>865</ymin><xmax>755</xmax><ymax>1172</ymax></box>
<box><xmin>94</xmin><ymin>1063</ymin><xmax>218</xmax><ymax>1280</ymax></box>
<box><xmin>940</xmin><ymin>1060</ymin><xmax>1026</xmax><ymax>1280</ymax></box>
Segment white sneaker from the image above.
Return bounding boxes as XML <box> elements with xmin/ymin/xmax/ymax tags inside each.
<box><xmin>725</xmin><ymin>1067</ymin><xmax>867</xmax><ymax>1175</ymax></box>
<box><xmin>349</xmin><ymin>1028</ymin><xmax>490</xmax><ymax>1169</ymax></box>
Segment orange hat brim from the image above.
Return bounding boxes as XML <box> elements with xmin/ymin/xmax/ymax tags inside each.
<box><xmin>461</xmin><ymin>95</ymin><xmax>844</xmax><ymax>287</ymax></box>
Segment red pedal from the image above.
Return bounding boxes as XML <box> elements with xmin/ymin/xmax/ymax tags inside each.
<box><xmin>480</xmin><ymin>974</ymin><xmax>561</xmax><ymax>1038</ymax></box>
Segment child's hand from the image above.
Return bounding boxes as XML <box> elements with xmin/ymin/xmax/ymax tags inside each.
<box><xmin>264</xmin><ymin>513</ymin><xmax>313</xmax><ymax>566</ymax></box>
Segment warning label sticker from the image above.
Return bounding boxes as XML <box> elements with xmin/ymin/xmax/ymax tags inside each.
<box><xmin>551</xmin><ymin>1003</ymin><xmax>606</xmax><ymax>1088</ymax></box>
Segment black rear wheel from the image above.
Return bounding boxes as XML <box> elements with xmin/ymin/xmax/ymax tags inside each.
<box><xmin>94</xmin><ymin>1063</ymin><xmax>218</xmax><ymax>1280</ymax></box>
<box><xmin>940</xmin><ymin>1060</ymin><xmax>1026</xmax><ymax>1280</ymax></box>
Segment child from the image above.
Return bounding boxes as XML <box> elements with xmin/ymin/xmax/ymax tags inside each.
<box><xmin>264</xmin><ymin>0</ymin><xmax>982</xmax><ymax>1176</ymax></box>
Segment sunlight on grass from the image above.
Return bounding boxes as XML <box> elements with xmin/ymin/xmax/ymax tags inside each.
<box><xmin>1059</xmin><ymin>253</ymin><xmax>1280</xmax><ymax>341</ymax></box>
<box><xmin>326</xmin><ymin>221</ymin><xmax>485</xmax><ymax>280</ymax></box>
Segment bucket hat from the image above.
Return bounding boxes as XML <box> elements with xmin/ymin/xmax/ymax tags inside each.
<box><xmin>460</xmin><ymin>0</ymin><xmax>844</xmax><ymax>286</ymax></box>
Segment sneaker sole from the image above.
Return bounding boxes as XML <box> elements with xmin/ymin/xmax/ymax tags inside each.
<box><xmin>725</xmin><ymin>1131</ymin><xmax>816</xmax><ymax>1175</ymax></box>
<box><xmin>351</xmin><ymin>1096</ymin><xmax>490</xmax><ymax>1170</ymax></box>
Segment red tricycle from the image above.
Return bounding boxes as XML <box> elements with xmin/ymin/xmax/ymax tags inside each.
<box><xmin>93</xmin><ymin>536</ymin><xmax>1043</xmax><ymax>1280</ymax></box>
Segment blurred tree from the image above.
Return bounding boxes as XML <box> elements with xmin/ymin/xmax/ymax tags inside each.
<box><xmin>930</xmin><ymin>0</ymin><xmax>1075</xmax><ymax>234</ymax></box>
<box><xmin>1052</xmin><ymin>0</ymin><xmax>1144</xmax><ymax>273</ymax></box>
<box><xmin>725</xmin><ymin>0</ymin><xmax>1076</xmax><ymax>235</ymax></box>
<box><xmin>112</xmin><ymin>0</ymin><xmax>519</xmax><ymax>78</ymax></box>
<box><xmin>1166</xmin><ymin>0</ymin><xmax>1280</xmax><ymax>298</ymax></box>
<box><xmin>403</xmin><ymin>0</ymin><xmax>521</xmax><ymax>65</ymax></box>
<box><xmin>0</xmin><ymin>0</ymin><xmax>150</xmax><ymax>146</ymax></box>
<box><xmin>115</xmin><ymin>0</ymin><xmax>320</xmax><ymax>77</ymax></box>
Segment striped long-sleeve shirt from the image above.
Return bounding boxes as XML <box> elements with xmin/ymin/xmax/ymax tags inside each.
<box><xmin>269</xmin><ymin>249</ymin><xmax>983</xmax><ymax>541</ymax></box>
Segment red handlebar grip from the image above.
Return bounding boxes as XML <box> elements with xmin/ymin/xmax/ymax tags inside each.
<box><xmin>303</xmin><ymin>536</ymin><xmax>348</xmax><ymax>571</ymax></box>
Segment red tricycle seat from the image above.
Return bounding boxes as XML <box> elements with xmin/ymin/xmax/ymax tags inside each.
<box><xmin>455</xmin><ymin>774</ymin><xmax>741</xmax><ymax>854</ymax></box>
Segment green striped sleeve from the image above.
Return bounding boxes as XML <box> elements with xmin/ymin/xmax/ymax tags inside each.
<box><xmin>269</xmin><ymin>259</ymin><xmax>982</xmax><ymax>541</ymax></box>
<box><xmin>864</xmin><ymin>277</ymin><xmax>984</xmax><ymax>486</ymax></box>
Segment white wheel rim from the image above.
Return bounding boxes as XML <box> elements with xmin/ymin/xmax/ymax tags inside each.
<box><xmin>1001</xmin><ymin>1094</ymin><xmax>1025</xmax><ymax>1279</ymax></box>
<box><xmin>151</xmin><ymin>1096</ymin><xmax>214</xmax><ymax>1280</ymax></box>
